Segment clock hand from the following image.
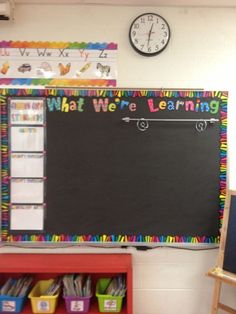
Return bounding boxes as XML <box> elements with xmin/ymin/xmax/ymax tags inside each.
<box><xmin>147</xmin><ymin>23</ymin><xmax>154</xmax><ymax>46</ymax></box>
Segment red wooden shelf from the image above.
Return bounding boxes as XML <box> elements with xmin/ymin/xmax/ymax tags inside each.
<box><xmin>0</xmin><ymin>254</ymin><xmax>132</xmax><ymax>273</ymax></box>
<box><xmin>0</xmin><ymin>254</ymin><xmax>132</xmax><ymax>314</ymax></box>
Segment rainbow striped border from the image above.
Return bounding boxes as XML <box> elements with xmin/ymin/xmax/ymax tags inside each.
<box><xmin>0</xmin><ymin>89</ymin><xmax>228</xmax><ymax>244</ymax></box>
<box><xmin>0</xmin><ymin>79</ymin><xmax>117</xmax><ymax>87</ymax></box>
<box><xmin>0</xmin><ymin>41</ymin><xmax>117</xmax><ymax>50</ymax></box>
<box><xmin>0</xmin><ymin>93</ymin><xmax>9</xmax><ymax>241</ymax></box>
<box><xmin>219</xmin><ymin>94</ymin><xmax>227</xmax><ymax>233</ymax></box>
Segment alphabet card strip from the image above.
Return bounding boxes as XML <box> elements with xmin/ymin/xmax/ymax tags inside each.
<box><xmin>0</xmin><ymin>41</ymin><xmax>117</xmax><ymax>86</ymax></box>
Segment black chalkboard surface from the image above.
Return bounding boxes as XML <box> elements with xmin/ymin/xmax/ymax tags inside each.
<box><xmin>223</xmin><ymin>194</ymin><xmax>236</xmax><ymax>273</ymax></box>
<box><xmin>46</xmin><ymin>97</ymin><xmax>220</xmax><ymax>237</ymax></box>
<box><xmin>2</xmin><ymin>89</ymin><xmax>227</xmax><ymax>244</ymax></box>
<box><xmin>44</xmin><ymin>90</ymin><xmax>227</xmax><ymax>242</ymax></box>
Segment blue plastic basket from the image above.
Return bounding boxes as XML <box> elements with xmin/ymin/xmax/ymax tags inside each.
<box><xmin>0</xmin><ymin>295</ymin><xmax>27</xmax><ymax>313</ymax></box>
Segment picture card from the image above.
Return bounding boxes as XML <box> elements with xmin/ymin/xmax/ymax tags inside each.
<box><xmin>10</xmin><ymin>205</ymin><xmax>44</xmax><ymax>230</ymax></box>
<box><xmin>9</xmin><ymin>98</ymin><xmax>45</xmax><ymax>125</ymax></box>
<box><xmin>10</xmin><ymin>126</ymin><xmax>44</xmax><ymax>152</ymax></box>
<box><xmin>11</xmin><ymin>153</ymin><xmax>44</xmax><ymax>178</ymax></box>
<box><xmin>10</xmin><ymin>178</ymin><xmax>44</xmax><ymax>204</ymax></box>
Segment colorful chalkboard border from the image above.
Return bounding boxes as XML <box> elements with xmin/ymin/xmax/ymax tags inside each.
<box><xmin>0</xmin><ymin>88</ymin><xmax>227</xmax><ymax>244</ymax></box>
<box><xmin>0</xmin><ymin>93</ymin><xmax>9</xmax><ymax>241</ymax></box>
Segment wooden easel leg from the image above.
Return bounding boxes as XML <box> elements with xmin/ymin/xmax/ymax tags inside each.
<box><xmin>211</xmin><ymin>279</ymin><xmax>222</xmax><ymax>314</ymax></box>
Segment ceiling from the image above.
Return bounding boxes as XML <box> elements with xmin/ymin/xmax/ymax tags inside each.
<box><xmin>14</xmin><ymin>0</ymin><xmax>236</xmax><ymax>7</ymax></box>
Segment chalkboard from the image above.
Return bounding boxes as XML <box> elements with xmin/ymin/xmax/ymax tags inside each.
<box><xmin>207</xmin><ymin>191</ymin><xmax>236</xmax><ymax>314</ymax></box>
<box><xmin>0</xmin><ymin>89</ymin><xmax>228</xmax><ymax>244</ymax></box>
<box><xmin>223</xmin><ymin>193</ymin><xmax>236</xmax><ymax>274</ymax></box>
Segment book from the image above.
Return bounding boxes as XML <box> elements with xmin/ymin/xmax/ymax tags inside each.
<box><xmin>0</xmin><ymin>276</ymin><xmax>33</xmax><ymax>297</ymax></box>
<box><xmin>62</xmin><ymin>274</ymin><xmax>91</xmax><ymax>297</ymax></box>
<box><xmin>105</xmin><ymin>275</ymin><xmax>126</xmax><ymax>297</ymax></box>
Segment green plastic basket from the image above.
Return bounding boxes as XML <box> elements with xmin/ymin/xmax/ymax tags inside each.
<box><xmin>95</xmin><ymin>278</ymin><xmax>124</xmax><ymax>313</ymax></box>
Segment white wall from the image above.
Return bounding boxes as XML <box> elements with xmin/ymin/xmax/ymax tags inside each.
<box><xmin>1</xmin><ymin>4</ymin><xmax>236</xmax><ymax>314</ymax></box>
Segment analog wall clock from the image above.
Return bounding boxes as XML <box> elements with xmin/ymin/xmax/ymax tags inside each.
<box><xmin>129</xmin><ymin>13</ymin><xmax>171</xmax><ymax>56</ymax></box>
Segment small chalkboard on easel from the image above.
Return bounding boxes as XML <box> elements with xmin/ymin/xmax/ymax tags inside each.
<box><xmin>208</xmin><ymin>190</ymin><xmax>236</xmax><ymax>314</ymax></box>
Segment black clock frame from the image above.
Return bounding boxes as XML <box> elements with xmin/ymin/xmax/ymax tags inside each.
<box><xmin>128</xmin><ymin>12</ymin><xmax>171</xmax><ymax>57</ymax></box>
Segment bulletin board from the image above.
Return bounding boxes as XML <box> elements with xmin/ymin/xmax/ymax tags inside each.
<box><xmin>0</xmin><ymin>89</ymin><xmax>227</xmax><ymax>244</ymax></box>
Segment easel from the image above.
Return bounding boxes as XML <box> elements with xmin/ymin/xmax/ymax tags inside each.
<box><xmin>207</xmin><ymin>190</ymin><xmax>236</xmax><ymax>314</ymax></box>
<box><xmin>208</xmin><ymin>267</ymin><xmax>236</xmax><ymax>313</ymax></box>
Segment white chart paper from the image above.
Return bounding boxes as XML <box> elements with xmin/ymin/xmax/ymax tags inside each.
<box><xmin>10</xmin><ymin>98</ymin><xmax>45</xmax><ymax>125</ymax></box>
<box><xmin>11</xmin><ymin>126</ymin><xmax>44</xmax><ymax>152</ymax></box>
<box><xmin>11</xmin><ymin>153</ymin><xmax>44</xmax><ymax>178</ymax></box>
<box><xmin>11</xmin><ymin>178</ymin><xmax>44</xmax><ymax>203</ymax></box>
<box><xmin>10</xmin><ymin>205</ymin><xmax>44</xmax><ymax>230</ymax></box>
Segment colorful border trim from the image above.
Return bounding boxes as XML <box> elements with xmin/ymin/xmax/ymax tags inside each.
<box><xmin>219</xmin><ymin>95</ymin><xmax>227</xmax><ymax>233</ymax></box>
<box><xmin>0</xmin><ymin>41</ymin><xmax>117</xmax><ymax>50</ymax></box>
<box><xmin>0</xmin><ymin>89</ymin><xmax>228</xmax><ymax>244</ymax></box>
<box><xmin>0</xmin><ymin>79</ymin><xmax>117</xmax><ymax>87</ymax></box>
<box><xmin>0</xmin><ymin>94</ymin><xmax>9</xmax><ymax>241</ymax></box>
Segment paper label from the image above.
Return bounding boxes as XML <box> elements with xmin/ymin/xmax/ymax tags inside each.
<box><xmin>70</xmin><ymin>300</ymin><xmax>84</xmax><ymax>312</ymax></box>
<box><xmin>104</xmin><ymin>299</ymin><xmax>117</xmax><ymax>311</ymax></box>
<box><xmin>2</xmin><ymin>301</ymin><xmax>16</xmax><ymax>312</ymax></box>
<box><xmin>37</xmin><ymin>300</ymin><xmax>50</xmax><ymax>312</ymax></box>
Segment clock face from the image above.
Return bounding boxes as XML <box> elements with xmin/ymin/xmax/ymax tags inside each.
<box><xmin>129</xmin><ymin>13</ymin><xmax>171</xmax><ymax>56</ymax></box>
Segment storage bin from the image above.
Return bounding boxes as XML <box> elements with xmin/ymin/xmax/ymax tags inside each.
<box><xmin>28</xmin><ymin>280</ymin><xmax>60</xmax><ymax>314</ymax></box>
<box><xmin>0</xmin><ymin>295</ymin><xmax>27</xmax><ymax>313</ymax></box>
<box><xmin>63</xmin><ymin>295</ymin><xmax>92</xmax><ymax>313</ymax></box>
<box><xmin>0</xmin><ymin>277</ymin><xmax>31</xmax><ymax>313</ymax></box>
<box><xmin>96</xmin><ymin>278</ymin><xmax>124</xmax><ymax>313</ymax></box>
